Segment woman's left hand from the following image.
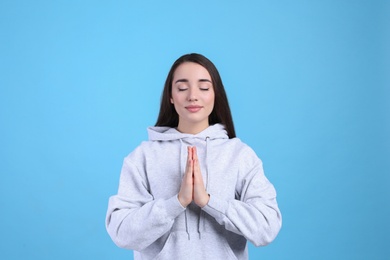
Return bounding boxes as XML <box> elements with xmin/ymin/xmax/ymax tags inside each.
<box><xmin>191</xmin><ymin>147</ymin><xmax>210</xmax><ymax>207</ymax></box>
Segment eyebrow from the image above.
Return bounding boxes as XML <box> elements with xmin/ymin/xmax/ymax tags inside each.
<box><xmin>174</xmin><ymin>79</ymin><xmax>212</xmax><ymax>84</ymax></box>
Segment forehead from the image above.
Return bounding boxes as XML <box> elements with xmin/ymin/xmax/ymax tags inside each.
<box><xmin>173</xmin><ymin>62</ymin><xmax>211</xmax><ymax>80</ymax></box>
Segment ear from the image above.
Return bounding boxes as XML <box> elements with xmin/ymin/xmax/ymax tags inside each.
<box><xmin>170</xmin><ymin>98</ymin><xmax>174</xmax><ymax>104</ymax></box>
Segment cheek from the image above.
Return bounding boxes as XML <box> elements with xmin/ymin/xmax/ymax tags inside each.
<box><xmin>170</xmin><ymin>92</ymin><xmax>179</xmax><ymax>104</ymax></box>
<box><xmin>206</xmin><ymin>92</ymin><xmax>215</xmax><ymax>106</ymax></box>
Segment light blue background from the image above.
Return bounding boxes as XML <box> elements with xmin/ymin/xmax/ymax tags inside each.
<box><xmin>1</xmin><ymin>1</ymin><xmax>389</xmax><ymax>259</ymax></box>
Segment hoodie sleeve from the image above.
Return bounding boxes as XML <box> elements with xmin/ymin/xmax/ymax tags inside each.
<box><xmin>202</xmin><ymin>148</ymin><xmax>282</xmax><ymax>247</ymax></box>
<box><xmin>105</xmin><ymin>158</ymin><xmax>185</xmax><ymax>251</ymax></box>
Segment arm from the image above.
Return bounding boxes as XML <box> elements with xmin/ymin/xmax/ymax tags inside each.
<box><xmin>202</xmin><ymin>156</ymin><xmax>282</xmax><ymax>246</ymax></box>
<box><xmin>105</xmin><ymin>159</ymin><xmax>185</xmax><ymax>251</ymax></box>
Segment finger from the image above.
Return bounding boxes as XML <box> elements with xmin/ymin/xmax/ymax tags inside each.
<box><xmin>178</xmin><ymin>148</ymin><xmax>194</xmax><ymax>207</ymax></box>
<box><xmin>188</xmin><ymin>146</ymin><xmax>193</xmax><ymax>160</ymax></box>
<box><xmin>193</xmin><ymin>158</ymin><xmax>209</xmax><ymax>207</ymax></box>
<box><xmin>193</xmin><ymin>158</ymin><xmax>204</xmax><ymax>185</ymax></box>
<box><xmin>191</xmin><ymin>147</ymin><xmax>202</xmax><ymax>185</ymax></box>
<box><xmin>185</xmin><ymin>162</ymin><xmax>193</xmax><ymax>187</ymax></box>
<box><xmin>185</xmin><ymin>146</ymin><xmax>192</xmax><ymax>175</ymax></box>
<box><xmin>192</xmin><ymin>146</ymin><xmax>197</xmax><ymax>160</ymax></box>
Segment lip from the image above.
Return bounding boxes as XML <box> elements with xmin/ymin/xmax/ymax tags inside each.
<box><xmin>185</xmin><ymin>105</ymin><xmax>203</xmax><ymax>113</ymax></box>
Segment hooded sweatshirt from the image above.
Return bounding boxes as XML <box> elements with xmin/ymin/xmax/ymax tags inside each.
<box><xmin>106</xmin><ymin>124</ymin><xmax>282</xmax><ymax>260</ymax></box>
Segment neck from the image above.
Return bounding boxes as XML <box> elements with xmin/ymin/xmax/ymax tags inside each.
<box><xmin>176</xmin><ymin>122</ymin><xmax>209</xmax><ymax>135</ymax></box>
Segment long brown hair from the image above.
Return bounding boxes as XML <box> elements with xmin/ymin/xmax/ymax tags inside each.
<box><xmin>155</xmin><ymin>53</ymin><xmax>236</xmax><ymax>139</ymax></box>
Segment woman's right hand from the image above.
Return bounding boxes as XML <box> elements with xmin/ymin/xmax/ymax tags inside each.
<box><xmin>178</xmin><ymin>147</ymin><xmax>194</xmax><ymax>207</ymax></box>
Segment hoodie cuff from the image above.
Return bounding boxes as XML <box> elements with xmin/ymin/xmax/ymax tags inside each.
<box><xmin>164</xmin><ymin>194</ymin><xmax>186</xmax><ymax>220</ymax></box>
<box><xmin>202</xmin><ymin>194</ymin><xmax>229</xmax><ymax>221</ymax></box>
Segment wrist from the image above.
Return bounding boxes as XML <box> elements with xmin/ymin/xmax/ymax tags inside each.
<box><xmin>199</xmin><ymin>194</ymin><xmax>210</xmax><ymax>208</ymax></box>
<box><xmin>177</xmin><ymin>194</ymin><xmax>190</xmax><ymax>208</ymax></box>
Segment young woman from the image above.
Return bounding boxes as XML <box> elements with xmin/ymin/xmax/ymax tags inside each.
<box><xmin>106</xmin><ymin>53</ymin><xmax>282</xmax><ymax>260</ymax></box>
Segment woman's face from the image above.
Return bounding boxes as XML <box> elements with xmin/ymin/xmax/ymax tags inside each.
<box><xmin>170</xmin><ymin>62</ymin><xmax>215</xmax><ymax>134</ymax></box>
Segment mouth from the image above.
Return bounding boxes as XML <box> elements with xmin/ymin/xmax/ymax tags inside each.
<box><xmin>185</xmin><ymin>105</ymin><xmax>203</xmax><ymax>113</ymax></box>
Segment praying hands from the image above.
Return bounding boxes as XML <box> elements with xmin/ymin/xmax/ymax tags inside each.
<box><xmin>178</xmin><ymin>146</ymin><xmax>210</xmax><ymax>208</ymax></box>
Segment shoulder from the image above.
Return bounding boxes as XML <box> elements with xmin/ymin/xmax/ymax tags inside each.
<box><xmin>224</xmin><ymin>138</ymin><xmax>258</xmax><ymax>155</ymax></box>
<box><xmin>124</xmin><ymin>141</ymin><xmax>154</xmax><ymax>162</ymax></box>
<box><xmin>125</xmin><ymin>139</ymin><xmax>175</xmax><ymax>161</ymax></box>
<box><xmin>223</xmin><ymin>138</ymin><xmax>263</xmax><ymax>166</ymax></box>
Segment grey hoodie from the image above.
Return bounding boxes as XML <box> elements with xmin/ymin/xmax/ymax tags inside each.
<box><xmin>106</xmin><ymin>124</ymin><xmax>281</xmax><ymax>260</ymax></box>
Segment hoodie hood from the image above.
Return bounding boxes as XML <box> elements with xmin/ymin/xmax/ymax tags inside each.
<box><xmin>147</xmin><ymin>123</ymin><xmax>229</xmax><ymax>142</ymax></box>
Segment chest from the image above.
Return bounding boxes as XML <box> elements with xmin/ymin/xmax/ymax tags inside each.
<box><xmin>143</xmin><ymin>141</ymin><xmax>241</xmax><ymax>200</ymax></box>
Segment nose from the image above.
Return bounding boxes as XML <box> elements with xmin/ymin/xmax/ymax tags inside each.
<box><xmin>187</xmin><ymin>88</ymin><xmax>198</xmax><ymax>102</ymax></box>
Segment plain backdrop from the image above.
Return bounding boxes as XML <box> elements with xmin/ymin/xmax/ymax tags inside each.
<box><xmin>1</xmin><ymin>1</ymin><xmax>389</xmax><ymax>259</ymax></box>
